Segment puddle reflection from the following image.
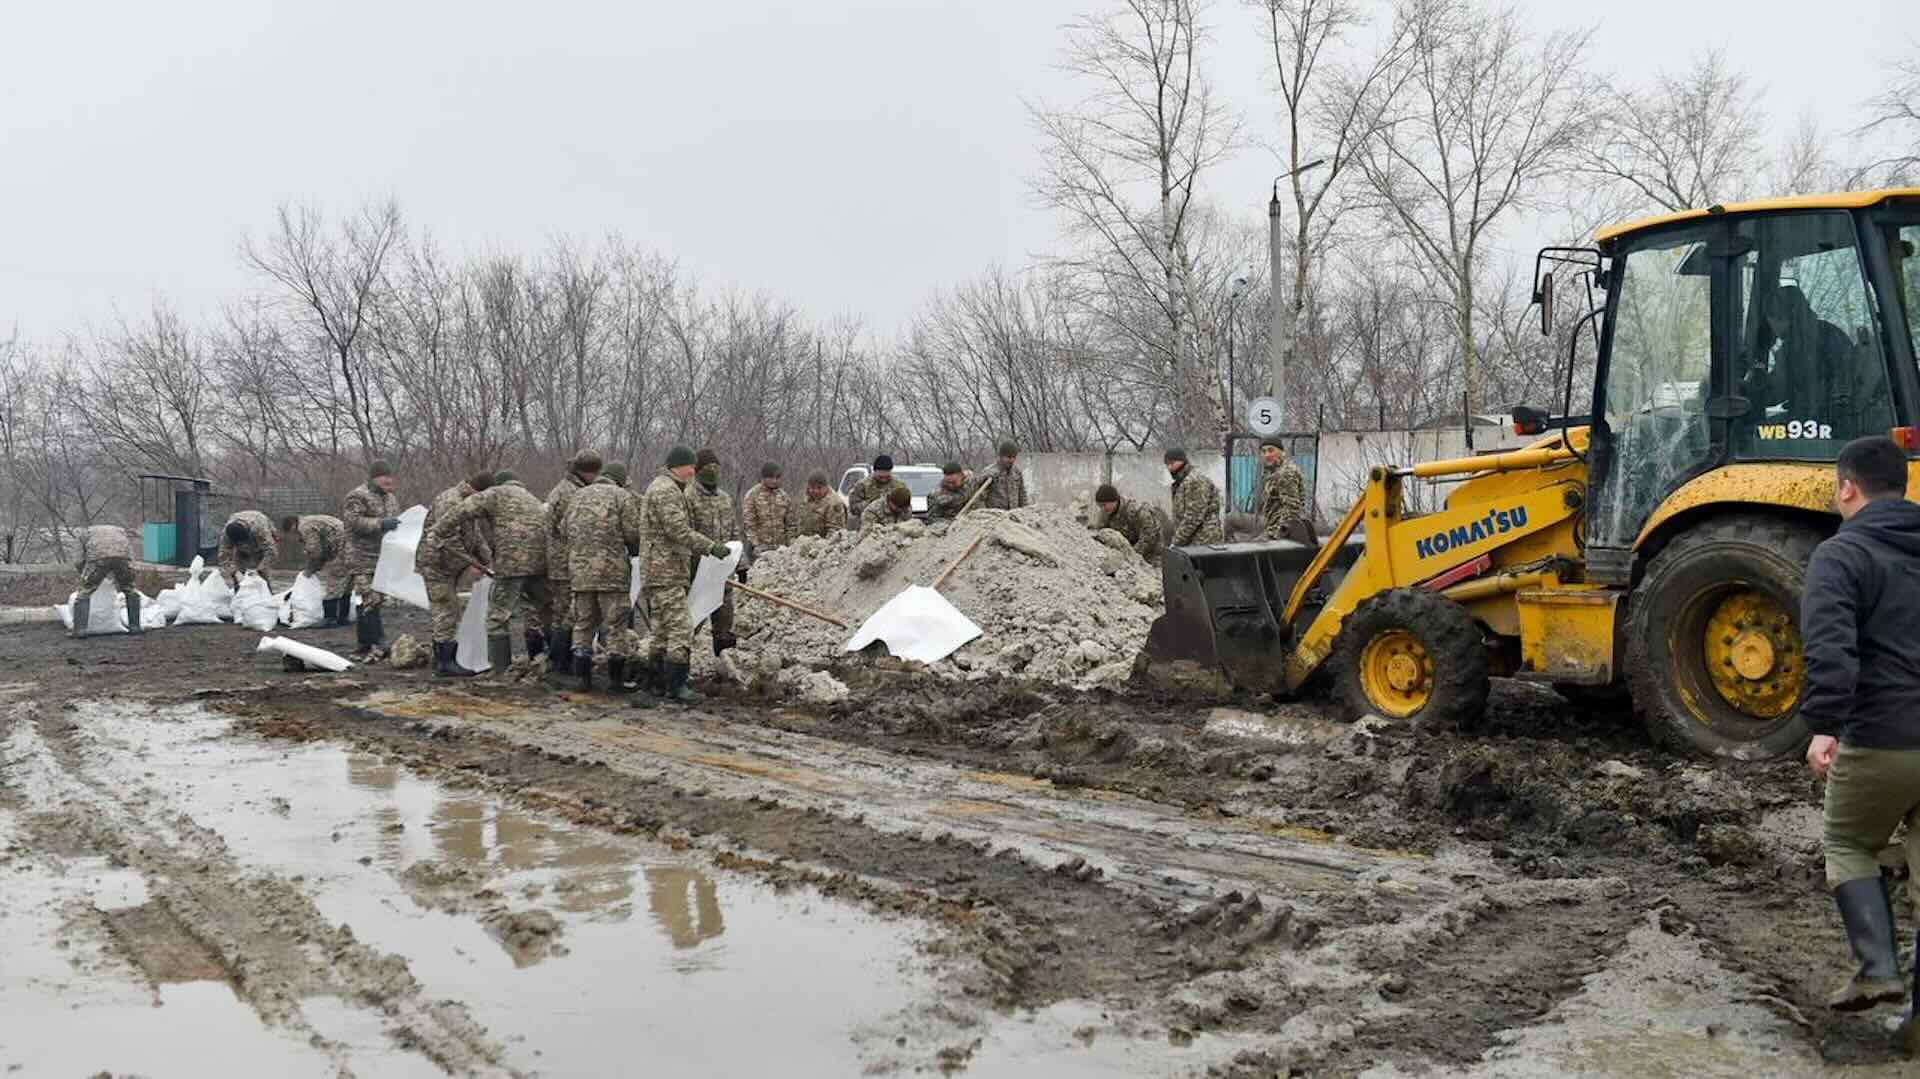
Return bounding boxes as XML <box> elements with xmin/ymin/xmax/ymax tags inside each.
<box><xmin>645</xmin><ymin>866</ymin><xmax>726</xmax><ymax>949</ymax></box>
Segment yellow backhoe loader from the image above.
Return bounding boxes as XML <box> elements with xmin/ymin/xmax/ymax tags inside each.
<box><xmin>1146</xmin><ymin>188</ymin><xmax>1920</xmax><ymax>759</ymax></box>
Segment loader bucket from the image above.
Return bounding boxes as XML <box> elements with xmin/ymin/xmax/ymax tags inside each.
<box><xmin>1140</xmin><ymin>537</ymin><xmax>1363</xmax><ymax>695</ymax></box>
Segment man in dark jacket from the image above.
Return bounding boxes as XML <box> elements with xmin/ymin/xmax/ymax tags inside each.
<box><xmin>1802</xmin><ymin>435</ymin><xmax>1920</xmax><ymax>1034</ymax></box>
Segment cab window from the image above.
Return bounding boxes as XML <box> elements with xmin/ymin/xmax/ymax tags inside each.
<box><xmin>1731</xmin><ymin>211</ymin><xmax>1894</xmax><ymax>458</ymax></box>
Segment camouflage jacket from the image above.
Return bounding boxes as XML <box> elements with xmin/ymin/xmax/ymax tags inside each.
<box><xmin>845</xmin><ymin>475</ymin><xmax>907</xmax><ymax>530</ymax></box>
<box><xmin>688</xmin><ymin>481</ymin><xmax>738</xmax><ymax>551</ymax></box>
<box><xmin>563</xmin><ymin>476</ymin><xmax>643</xmax><ymax>591</ymax></box>
<box><xmin>342</xmin><ymin>483</ymin><xmax>400</xmax><ymax>570</ymax></box>
<box><xmin>925</xmin><ymin>481</ymin><xmax>969</xmax><ymax>521</ymax></box>
<box><xmin>417</xmin><ymin>484</ymin><xmax>491</xmax><ymax>581</ymax></box>
<box><xmin>295</xmin><ymin>515</ymin><xmax>347</xmax><ymax>572</ymax></box>
<box><xmin>860</xmin><ymin>496</ymin><xmax>914</xmax><ymax>530</ymax></box>
<box><xmin>742</xmin><ymin>482</ymin><xmax>798</xmax><ymax>551</ymax></box>
<box><xmin>77</xmin><ymin>524</ymin><xmax>132</xmax><ymax>567</ymax></box>
<box><xmin>1168</xmin><ymin>468</ymin><xmax>1223</xmax><ymax>547</ymax></box>
<box><xmin>969</xmin><ymin>464</ymin><xmax>1028</xmax><ymax>511</ymax></box>
<box><xmin>1098</xmin><ymin>498</ymin><xmax>1167</xmax><ymax>566</ymax></box>
<box><xmin>435</xmin><ymin>480</ymin><xmax>547</xmax><ymax>578</ymax></box>
<box><xmin>543</xmin><ymin>473</ymin><xmax>590</xmax><ymax>582</ymax></box>
<box><xmin>796</xmin><ymin>492</ymin><xmax>848</xmax><ymax>536</ymax></box>
<box><xmin>641</xmin><ymin>470</ymin><xmax>716</xmax><ymax>585</ymax></box>
<box><xmin>1261</xmin><ymin>460</ymin><xmax>1308</xmax><ymax>539</ymax></box>
<box><xmin>221</xmin><ymin>510</ymin><xmax>278</xmax><ymax>564</ymax></box>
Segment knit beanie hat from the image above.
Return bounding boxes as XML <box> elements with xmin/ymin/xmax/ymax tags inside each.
<box><xmin>666</xmin><ymin>446</ymin><xmax>696</xmax><ymax>468</ymax></box>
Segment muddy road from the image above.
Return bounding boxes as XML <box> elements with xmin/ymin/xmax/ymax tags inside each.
<box><xmin>0</xmin><ymin>610</ymin><xmax>1912</xmax><ymax>1076</ymax></box>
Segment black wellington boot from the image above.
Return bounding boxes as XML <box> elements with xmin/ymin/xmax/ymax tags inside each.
<box><xmin>1832</xmin><ymin>876</ymin><xmax>1906</xmax><ymax>1011</ymax></box>
<box><xmin>666</xmin><ymin>661</ymin><xmax>699</xmax><ymax>704</ymax></box>
<box><xmin>69</xmin><ymin>595</ymin><xmax>91</xmax><ymax>638</ymax></box>
<box><xmin>524</xmin><ymin>629</ymin><xmax>548</xmax><ymax>662</ymax></box>
<box><xmin>573</xmin><ymin>649</ymin><xmax>594</xmax><ymax>691</ymax></box>
<box><xmin>1899</xmin><ymin>928</ymin><xmax>1920</xmax><ymax>1056</ymax></box>
<box><xmin>320</xmin><ymin>597</ymin><xmax>338</xmax><ymax>626</ymax></box>
<box><xmin>486</xmin><ymin>634</ymin><xmax>513</xmax><ymax>675</ymax></box>
<box><xmin>607</xmin><ymin>656</ymin><xmax>636</xmax><ymax>695</ymax></box>
<box><xmin>436</xmin><ymin>641</ymin><xmax>479</xmax><ymax>678</ymax></box>
<box><xmin>351</xmin><ymin>611</ymin><xmax>377</xmax><ymax>659</ymax></box>
<box><xmin>125</xmin><ymin>591</ymin><xmax>144</xmax><ymax>635</ymax></box>
<box><xmin>548</xmin><ymin>629</ymin><xmax>573</xmax><ymax>679</ymax></box>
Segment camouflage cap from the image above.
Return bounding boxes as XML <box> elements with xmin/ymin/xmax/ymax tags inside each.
<box><xmin>1259</xmin><ymin>436</ymin><xmax>1285</xmax><ymax>450</ymax></box>
<box><xmin>572</xmin><ymin>448</ymin><xmax>604</xmax><ymax>473</ymax></box>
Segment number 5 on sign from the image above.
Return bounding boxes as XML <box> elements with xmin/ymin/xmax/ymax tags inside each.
<box><xmin>1246</xmin><ymin>396</ymin><xmax>1282</xmax><ymax>436</ymax></box>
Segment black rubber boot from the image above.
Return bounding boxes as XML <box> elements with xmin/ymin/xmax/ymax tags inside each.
<box><xmin>525</xmin><ymin>629</ymin><xmax>548</xmax><ymax>662</ymax></box>
<box><xmin>435</xmin><ymin>641</ymin><xmax>479</xmax><ymax>678</ymax></box>
<box><xmin>712</xmin><ymin>632</ymin><xmax>737</xmax><ymax>657</ymax></box>
<box><xmin>573</xmin><ymin>649</ymin><xmax>594</xmax><ymax>691</ymax></box>
<box><xmin>125</xmin><ymin>591</ymin><xmax>144</xmax><ymax>634</ymax></box>
<box><xmin>333</xmin><ymin>597</ymin><xmax>353</xmax><ymax>627</ymax></box>
<box><xmin>486</xmin><ymin>634</ymin><xmax>512</xmax><ymax>675</ymax></box>
<box><xmin>320</xmin><ymin>597</ymin><xmax>337</xmax><ymax>625</ymax></box>
<box><xmin>1832</xmin><ymin>876</ymin><xmax>1906</xmax><ymax>1011</ymax></box>
<box><xmin>351</xmin><ymin>612</ymin><xmax>377</xmax><ymax>658</ymax></box>
<box><xmin>549</xmin><ymin>630</ymin><xmax>573</xmax><ymax>678</ymax></box>
<box><xmin>665</xmin><ymin>661</ymin><xmax>699</xmax><ymax>703</ymax></box>
<box><xmin>645</xmin><ymin>654</ymin><xmax>668</xmax><ymax>696</ymax></box>
<box><xmin>607</xmin><ymin>657</ymin><xmax>636</xmax><ymax>695</ymax></box>
<box><xmin>366</xmin><ymin>609</ymin><xmax>388</xmax><ymax>658</ymax></box>
<box><xmin>70</xmin><ymin>595</ymin><xmax>91</xmax><ymax>638</ymax></box>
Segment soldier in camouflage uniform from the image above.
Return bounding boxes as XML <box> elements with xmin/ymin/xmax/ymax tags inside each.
<box><xmin>1259</xmin><ymin>438</ymin><xmax>1309</xmax><ymax>541</ymax></box>
<box><xmin>797</xmin><ymin>471</ymin><xmax>848</xmax><ymax>535</ymax></box>
<box><xmin>342</xmin><ymin>460</ymin><xmax>403</xmax><ymax>659</ymax></box>
<box><xmin>1092</xmin><ymin>484</ymin><xmax>1166</xmax><ymax>566</ymax></box>
<box><xmin>846</xmin><ymin>454</ymin><xmax>908</xmax><ymax>529</ymax></box>
<box><xmin>563</xmin><ymin>463</ymin><xmax>644</xmax><ymax>693</ymax></box>
<box><xmin>925</xmin><ymin>463</ymin><xmax>971</xmax><ymax>521</ymax></box>
<box><xmin>278</xmin><ymin>513</ymin><xmax>351</xmax><ymax>624</ymax></box>
<box><xmin>417</xmin><ymin>472</ymin><xmax>494</xmax><ymax>677</ymax></box>
<box><xmin>71</xmin><ymin>524</ymin><xmax>140</xmax><ymax>637</ymax></box>
<box><xmin>861</xmin><ymin>484</ymin><xmax>914</xmax><ymax>530</ymax></box>
<box><xmin>642</xmin><ymin>446</ymin><xmax>728</xmax><ymax>703</ymax></box>
<box><xmin>1165</xmin><ymin>447</ymin><xmax>1224</xmax><ymax>547</ymax></box>
<box><xmin>688</xmin><ymin>449</ymin><xmax>741</xmax><ymax>656</ymax></box>
<box><xmin>218</xmin><ymin>509</ymin><xmax>279</xmax><ymax>588</ymax></box>
<box><xmin>433</xmin><ymin>469</ymin><xmax>550</xmax><ymax>674</ymax></box>
<box><xmin>742</xmin><ymin>462</ymin><xmax>798</xmax><ymax>557</ymax></box>
<box><xmin>543</xmin><ymin>449</ymin><xmax>603</xmax><ymax>666</ymax></box>
<box><xmin>969</xmin><ymin>440</ymin><xmax>1029</xmax><ymax>511</ymax></box>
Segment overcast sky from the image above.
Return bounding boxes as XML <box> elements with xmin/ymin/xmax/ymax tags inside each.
<box><xmin>1</xmin><ymin>0</ymin><xmax>1910</xmax><ymax>345</ymax></box>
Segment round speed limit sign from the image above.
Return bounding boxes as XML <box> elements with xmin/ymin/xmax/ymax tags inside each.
<box><xmin>1245</xmin><ymin>396</ymin><xmax>1283</xmax><ymax>436</ymax></box>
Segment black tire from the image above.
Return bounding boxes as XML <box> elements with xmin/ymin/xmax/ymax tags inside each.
<box><xmin>1627</xmin><ymin>514</ymin><xmax>1824</xmax><ymax>760</ymax></box>
<box><xmin>1330</xmin><ymin>588</ymin><xmax>1491</xmax><ymax>732</ymax></box>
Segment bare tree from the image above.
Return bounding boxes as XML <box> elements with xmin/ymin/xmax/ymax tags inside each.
<box><xmin>1253</xmin><ymin>0</ymin><xmax>1410</xmax><ymax>393</ymax></box>
<box><xmin>1855</xmin><ymin>51</ymin><xmax>1920</xmax><ymax>183</ymax></box>
<box><xmin>1575</xmin><ymin>50</ymin><xmax>1762</xmax><ymax>216</ymax></box>
<box><xmin>83</xmin><ymin>302</ymin><xmax>214</xmax><ymax>478</ymax></box>
<box><xmin>1031</xmin><ymin>0</ymin><xmax>1240</xmax><ymax>444</ymax></box>
<box><xmin>1354</xmin><ymin>0</ymin><xmax>1591</xmax><ymax>412</ymax></box>
<box><xmin>244</xmin><ymin>201</ymin><xmax>404</xmax><ymax>460</ymax></box>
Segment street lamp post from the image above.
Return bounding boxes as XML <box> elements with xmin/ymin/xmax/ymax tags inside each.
<box><xmin>1268</xmin><ymin>158</ymin><xmax>1326</xmax><ymax>432</ymax></box>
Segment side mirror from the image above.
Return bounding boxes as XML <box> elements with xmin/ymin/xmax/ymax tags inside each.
<box><xmin>1512</xmin><ymin>404</ymin><xmax>1550</xmax><ymax>436</ymax></box>
<box><xmin>1535</xmin><ymin>272</ymin><xmax>1554</xmax><ymax>337</ymax></box>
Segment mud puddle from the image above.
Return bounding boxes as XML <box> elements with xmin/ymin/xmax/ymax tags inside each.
<box><xmin>1</xmin><ymin>700</ymin><xmax>1251</xmax><ymax>1077</ymax></box>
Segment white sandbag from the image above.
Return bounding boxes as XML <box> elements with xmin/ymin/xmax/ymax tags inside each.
<box><xmin>629</xmin><ymin>555</ymin><xmax>643</xmax><ymax>609</ymax></box>
<box><xmin>137</xmin><ymin>592</ymin><xmax>166</xmax><ymax>630</ymax></box>
<box><xmin>154</xmin><ymin>584</ymin><xmax>186</xmax><ymax>622</ymax></box>
<box><xmin>371</xmin><ymin>504</ymin><xmax>431</xmax><ymax>610</ymax></box>
<box><xmin>689</xmin><ymin>541</ymin><xmax>743</xmax><ymax>627</ymax></box>
<box><xmin>175</xmin><ymin>560</ymin><xmax>234</xmax><ymax>625</ymax></box>
<box><xmin>257</xmin><ymin>635</ymin><xmax>353</xmax><ymax>672</ymax></box>
<box><xmin>843</xmin><ymin>585</ymin><xmax>982</xmax><ymax>664</ymax></box>
<box><xmin>233</xmin><ymin>571</ymin><xmax>280</xmax><ymax>632</ymax></box>
<box><xmin>57</xmin><ymin>579</ymin><xmax>130</xmax><ymax>634</ymax></box>
<box><xmin>55</xmin><ymin>593</ymin><xmax>75</xmax><ymax>631</ymax></box>
<box><xmin>455</xmin><ymin>576</ymin><xmax>493</xmax><ymax>673</ymax></box>
<box><xmin>284</xmin><ymin>572</ymin><xmax>326</xmax><ymax>629</ymax></box>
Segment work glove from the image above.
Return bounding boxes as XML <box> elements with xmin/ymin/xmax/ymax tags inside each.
<box><xmin>709</xmin><ymin>543</ymin><xmax>732</xmax><ymax>560</ymax></box>
<box><xmin>625</xmin><ymin>543</ymin><xmax>639</xmax><ymax>558</ymax></box>
<box><xmin>735</xmin><ymin>565</ymin><xmax>749</xmax><ymax>585</ymax></box>
<box><xmin>379</xmin><ymin>517</ymin><xmax>400</xmax><ymax>532</ymax></box>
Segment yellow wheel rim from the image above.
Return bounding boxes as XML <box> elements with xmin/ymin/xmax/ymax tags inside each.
<box><xmin>1701</xmin><ymin>590</ymin><xmax>1802</xmax><ymax>719</ymax></box>
<box><xmin>1359</xmin><ymin>629</ymin><xmax>1432</xmax><ymax>718</ymax></box>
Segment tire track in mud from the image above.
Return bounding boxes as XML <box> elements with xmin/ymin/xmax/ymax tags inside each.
<box><xmin>0</xmin><ymin>702</ymin><xmax>519</xmax><ymax>1078</ymax></box>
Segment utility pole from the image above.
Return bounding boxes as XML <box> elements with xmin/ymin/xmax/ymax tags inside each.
<box><xmin>1268</xmin><ymin>159</ymin><xmax>1325</xmax><ymax>431</ymax></box>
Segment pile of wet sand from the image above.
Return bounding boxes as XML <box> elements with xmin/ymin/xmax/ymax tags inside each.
<box><xmin>735</xmin><ymin>507</ymin><xmax>1163</xmax><ymax>689</ymax></box>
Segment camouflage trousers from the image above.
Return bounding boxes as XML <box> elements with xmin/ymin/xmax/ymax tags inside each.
<box><xmin>573</xmin><ymin>590</ymin><xmax>639</xmax><ymax>658</ymax></box>
<box><xmin>345</xmin><ymin>568</ymin><xmax>385</xmax><ymax>612</ymax></box>
<box><xmin>310</xmin><ymin>558</ymin><xmax>351</xmax><ymax>600</ymax></box>
<box><xmin>545</xmin><ymin>580</ymin><xmax>572</xmax><ymax>635</ymax></box>
<box><xmin>644</xmin><ymin>583</ymin><xmax>693</xmax><ymax>664</ymax></box>
<box><xmin>487</xmin><ymin>575</ymin><xmax>550</xmax><ymax>637</ymax></box>
<box><xmin>80</xmin><ymin>557</ymin><xmax>135</xmax><ymax>595</ymax></box>
<box><xmin>423</xmin><ymin>576</ymin><xmax>465</xmax><ymax>642</ymax></box>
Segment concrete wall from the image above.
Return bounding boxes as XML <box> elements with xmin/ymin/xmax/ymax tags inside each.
<box><xmin>1025</xmin><ymin>425</ymin><xmax>1537</xmax><ymax>527</ymax></box>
